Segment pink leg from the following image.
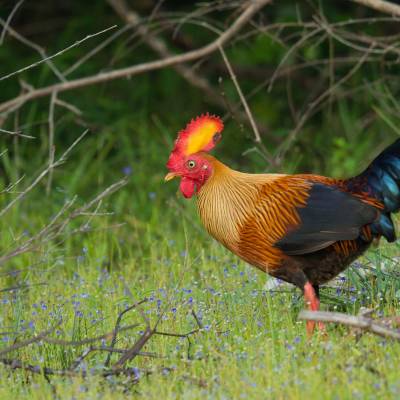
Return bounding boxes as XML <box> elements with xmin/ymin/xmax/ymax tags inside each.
<box><xmin>303</xmin><ymin>282</ymin><xmax>326</xmax><ymax>336</ymax></box>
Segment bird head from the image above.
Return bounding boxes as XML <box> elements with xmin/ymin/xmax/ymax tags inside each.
<box><xmin>165</xmin><ymin>114</ymin><xmax>224</xmax><ymax>198</ymax></box>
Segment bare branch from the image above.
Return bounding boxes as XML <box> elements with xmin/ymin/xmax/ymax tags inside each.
<box><xmin>46</xmin><ymin>91</ymin><xmax>57</xmax><ymax>195</ymax></box>
<box><xmin>299</xmin><ymin>310</ymin><xmax>400</xmax><ymax>340</ymax></box>
<box><xmin>0</xmin><ymin>130</ymin><xmax>89</xmax><ymax>218</ymax></box>
<box><xmin>0</xmin><ymin>25</ymin><xmax>117</xmax><ymax>82</ymax></box>
<box><xmin>0</xmin><ymin>0</ymin><xmax>271</xmax><ymax>114</ymax></box>
<box><xmin>0</xmin><ymin>320</ymin><xmax>61</xmax><ymax>357</ymax></box>
<box><xmin>105</xmin><ymin>299</ymin><xmax>148</xmax><ymax>367</ymax></box>
<box><xmin>107</xmin><ymin>0</ymin><xmax>222</xmax><ymax>102</ymax></box>
<box><xmin>350</xmin><ymin>0</ymin><xmax>400</xmax><ymax>17</ymax></box>
<box><xmin>0</xmin><ymin>0</ymin><xmax>25</xmax><ymax>45</ymax></box>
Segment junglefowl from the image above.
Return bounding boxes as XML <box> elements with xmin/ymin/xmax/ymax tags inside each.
<box><xmin>165</xmin><ymin>114</ymin><xmax>400</xmax><ymax>334</ymax></box>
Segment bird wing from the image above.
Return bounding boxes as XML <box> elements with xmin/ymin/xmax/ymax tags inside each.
<box><xmin>273</xmin><ymin>181</ymin><xmax>378</xmax><ymax>255</ymax></box>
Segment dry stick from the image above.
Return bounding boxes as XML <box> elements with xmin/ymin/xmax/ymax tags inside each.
<box><xmin>0</xmin><ymin>320</ymin><xmax>62</xmax><ymax>357</ymax></box>
<box><xmin>0</xmin><ymin>127</ymin><xmax>35</xmax><ymax>139</ymax></box>
<box><xmin>350</xmin><ymin>0</ymin><xmax>400</xmax><ymax>17</ymax></box>
<box><xmin>0</xmin><ymin>0</ymin><xmax>25</xmax><ymax>45</ymax></box>
<box><xmin>106</xmin><ymin>0</ymin><xmax>222</xmax><ymax>104</ymax></box>
<box><xmin>0</xmin><ymin>129</ymin><xmax>89</xmax><ymax>218</ymax></box>
<box><xmin>218</xmin><ymin>45</ymin><xmax>277</xmax><ymax>167</ymax></box>
<box><xmin>299</xmin><ymin>310</ymin><xmax>400</xmax><ymax>340</ymax></box>
<box><xmin>46</xmin><ymin>90</ymin><xmax>57</xmax><ymax>195</ymax></box>
<box><xmin>278</xmin><ymin>44</ymin><xmax>374</xmax><ymax>161</ymax></box>
<box><xmin>0</xmin><ymin>357</ymin><xmax>165</xmax><ymax>379</ymax></box>
<box><xmin>113</xmin><ymin>326</ymin><xmax>155</xmax><ymax>368</ymax></box>
<box><xmin>0</xmin><ymin>17</ymin><xmax>66</xmax><ymax>82</ymax></box>
<box><xmin>0</xmin><ymin>179</ymin><xmax>127</xmax><ymax>268</ymax></box>
<box><xmin>0</xmin><ymin>25</ymin><xmax>117</xmax><ymax>83</ymax></box>
<box><xmin>43</xmin><ymin>323</ymin><xmax>140</xmax><ymax>346</ymax></box>
<box><xmin>219</xmin><ymin>45</ymin><xmax>261</xmax><ymax>143</ymax></box>
<box><xmin>107</xmin><ymin>0</ymin><xmax>272</xmax><ymax>136</ymax></box>
<box><xmin>0</xmin><ymin>0</ymin><xmax>271</xmax><ymax>114</ymax></box>
<box><xmin>105</xmin><ymin>298</ymin><xmax>148</xmax><ymax>367</ymax></box>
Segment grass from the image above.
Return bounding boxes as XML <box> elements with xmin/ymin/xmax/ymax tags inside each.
<box><xmin>0</xmin><ymin>133</ymin><xmax>400</xmax><ymax>399</ymax></box>
<box><xmin>0</xmin><ymin>111</ymin><xmax>399</xmax><ymax>399</ymax></box>
<box><xmin>2</xmin><ymin>2</ymin><xmax>400</xmax><ymax>397</ymax></box>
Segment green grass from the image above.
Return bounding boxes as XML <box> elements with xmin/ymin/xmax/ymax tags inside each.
<box><xmin>0</xmin><ymin>146</ymin><xmax>400</xmax><ymax>399</ymax></box>
<box><xmin>0</xmin><ymin>115</ymin><xmax>399</xmax><ymax>400</ymax></box>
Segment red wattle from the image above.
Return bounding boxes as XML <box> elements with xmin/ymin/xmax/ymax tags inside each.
<box><xmin>180</xmin><ymin>177</ymin><xmax>196</xmax><ymax>198</ymax></box>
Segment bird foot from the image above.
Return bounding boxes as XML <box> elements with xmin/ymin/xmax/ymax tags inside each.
<box><xmin>304</xmin><ymin>282</ymin><xmax>327</xmax><ymax>337</ymax></box>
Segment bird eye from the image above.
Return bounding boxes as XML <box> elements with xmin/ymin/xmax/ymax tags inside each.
<box><xmin>187</xmin><ymin>160</ymin><xmax>196</xmax><ymax>169</ymax></box>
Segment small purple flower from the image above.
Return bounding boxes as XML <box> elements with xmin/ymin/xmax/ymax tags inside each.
<box><xmin>148</xmin><ymin>192</ymin><xmax>156</xmax><ymax>200</ymax></box>
<box><xmin>122</xmin><ymin>166</ymin><xmax>132</xmax><ymax>176</ymax></box>
<box><xmin>75</xmin><ymin>310</ymin><xmax>84</xmax><ymax>318</ymax></box>
<box><xmin>131</xmin><ymin>367</ymin><xmax>140</xmax><ymax>379</ymax></box>
<box><xmin>171</xmin><ymin>307</ymin><xmax>177</xmax><ymax>313</ymax></box>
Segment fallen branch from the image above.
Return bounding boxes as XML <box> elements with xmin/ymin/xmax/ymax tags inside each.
<box><xmin>299</xmin><ymin>310</ymin><xmax>400</xmax><ymax>340</ymax></box>
<box><xmin>0</xmin><ymin>0</ymin><xmax>271</xmax><ymax>114</ymax></box>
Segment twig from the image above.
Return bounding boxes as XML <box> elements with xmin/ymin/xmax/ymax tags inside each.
<box><xmin>0</xmin><ymin>129</ymin><xmax>89</xmax><ymax>218</ymax></box>
<box><xmin>0</xmin><ymin>320</ymin><xmax>62</xmax><ymax>357</ymax></box>
<box><xmin>0</xmin><ymin>0</ymin><xmax>271</xmax><ymax>114</ymax></box>
<box><xmin>218</xmin><ymin>45</ymin><xmax>277</xmax><ymax>167</ymax></box>
<box><xmin>0</xmin><ymin>25</ymin><xmax>117</xmax><ymax>82</ymax></box>
<box><xmin>0</xmin><ymin>0</ymin><xmax>25</xmax><ymax>45</ymax></box>
<box><xmin>218</xmin><ymin>45</ymin><xmax>261</xmax><ymax>143</ymax></box>
<box><xmin>0</xmin><ymin>18</ymin><xmax>65</xmax><ymax>82</ymax></box>
<box><xmin>105</xmin><ymin>299</ymin><xmax>148</xmax><ymax>367</ymax></box>
<box><xmin>113</xmin><ymin>326</ymin><xmax>155</xmax><ymax>368</ymax></box>
<box><xmin>106</xmin><ymin>0</ymin><xmax>222</xmax><ymax>105</ymax></box>
<box><xmin>43</xmin><ymin>323</ymin><xmax>140</xmax><ymax>346</ymax></box>
<box><xmin>299</xmin><ymin>310</ymin><xmax>400</xmax><ymax>340</ymax></box>
<box><xmin>46</xmin><ymin>90</ymin><xmax>57</xmax><ymax>195</ymax></box>
<box><xmin>350</xmin><ymin>0</ymin><xmax>400</xmax><ymax>17</ymax></box>
<box><xmin>0</xmin><ymin>127</ymin><xmax>35</xmax><ymax>139</ymax></box>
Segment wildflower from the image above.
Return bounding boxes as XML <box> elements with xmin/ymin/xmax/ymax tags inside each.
<box><xmin>122</xmin><ymin>166</ymin><xmax>132</xmax><ymax>176</ymax></box>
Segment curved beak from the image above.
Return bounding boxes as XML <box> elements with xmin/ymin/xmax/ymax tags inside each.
<box><xmin>164</xmin><ymin>172</ymin><xmax>178</xmax><ymax>182</ymax></box>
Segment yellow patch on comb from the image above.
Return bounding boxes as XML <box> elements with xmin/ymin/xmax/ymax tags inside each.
<box><xmin>181</xmin><ymin>114</ymin><xmax>224</xmax><ymax>156</ymax></box>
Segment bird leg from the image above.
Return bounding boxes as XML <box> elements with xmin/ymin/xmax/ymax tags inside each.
<box><xmin>303</xmin><ymin>282</ymin><xmax>325</xmax><ymax>335</ymax></box>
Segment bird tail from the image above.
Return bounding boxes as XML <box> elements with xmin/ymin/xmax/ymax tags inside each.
<box><xmin>348</xmin><ymin>139</ymin><xmax>400</xmax><ymax>242</ymax></box>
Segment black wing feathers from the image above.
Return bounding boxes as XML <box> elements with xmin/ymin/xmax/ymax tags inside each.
<box><xmin>275</xmin><ymin>183</ymin><xmax>378</xmax><ymax>255</ymax></box>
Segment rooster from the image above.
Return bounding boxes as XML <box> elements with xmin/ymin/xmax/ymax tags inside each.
<box><xmin>165</xmin><ymin>114</ymin><xmax>400</xmax><ymax>334</ymax></box>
